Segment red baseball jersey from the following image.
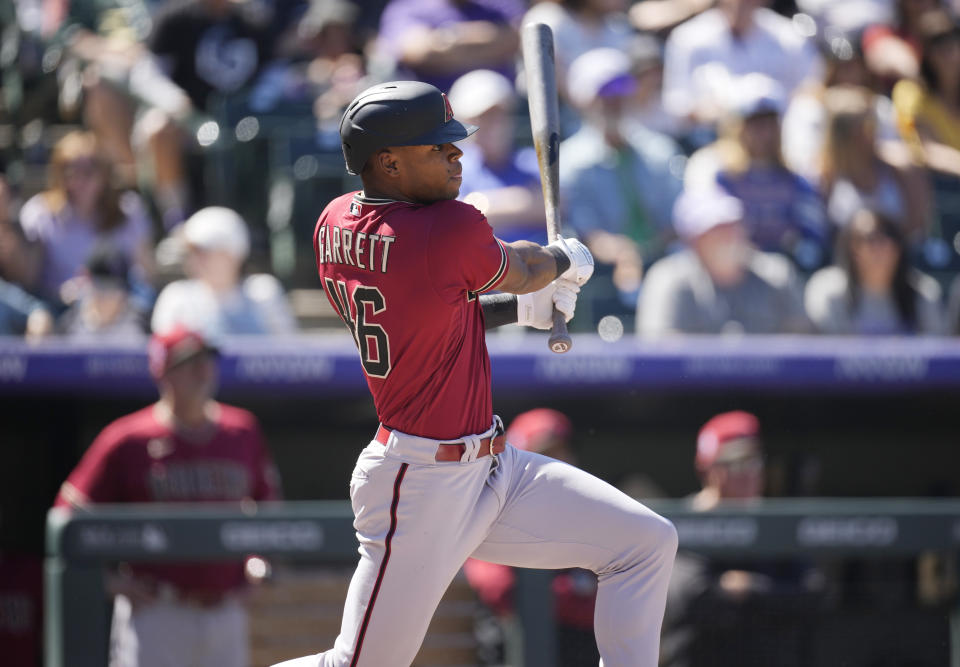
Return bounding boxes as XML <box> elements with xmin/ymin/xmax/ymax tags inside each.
<box><xmin>314</xmin><ymin>193</ymin><xmax>509</xmax><ymax>440</ymax></box>
<box><xmin>55</xmin><ymin>404</ymin><xmax>281</xmax><ymax>594</ymax></box>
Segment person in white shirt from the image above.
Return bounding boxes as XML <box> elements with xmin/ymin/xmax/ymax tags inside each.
<box><xmin>522</xmin><ymin>0</ymin><xmax>635</xmax><ymax>101</ymax></box>
<box><xmin>637</xmin><ymin>187</ymin><xmax>811</xmax><ymax>336</ymax></box>
<box><xmin>151</xmin><ymin>207</ymin><xmax>296</xmax><ymax>337</ymax></box>
<box><xmin>662</xmin><ymin>0</ymin><xmax>821</xmax><ymax>127</ymax></box>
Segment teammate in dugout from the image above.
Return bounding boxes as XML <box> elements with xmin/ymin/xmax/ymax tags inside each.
<box><xmin>54</xmin><ymin>325</ymin><xmax>281</xmax><ymax>667</ymax></box>
<box><xmin>273</xmin><ymin>81</ymin><xmax>677</xmax><ymax>667</ymax></box>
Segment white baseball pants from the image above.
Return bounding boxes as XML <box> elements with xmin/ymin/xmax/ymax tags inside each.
<box><xmin>110</xmin><ymin>593</ymin><xmax>248</xmax><ymax>667</ymax></box>
<box><xmin>273</xmin><ymin>421</ymin><xmax>677</xmax><ymax>667</ymax></box>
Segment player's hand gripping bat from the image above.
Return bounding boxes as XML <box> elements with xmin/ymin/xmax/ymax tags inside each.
<box><xmin>522</xmin><ymin>22</ymin><xmax>573</xmax><ymax>354</ymax></box>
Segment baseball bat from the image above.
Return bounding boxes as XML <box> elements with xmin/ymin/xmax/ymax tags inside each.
<box><xmin>522</xmin><ymin>22</ymin><xmax>572</xmax><ymax>354</ymax></box>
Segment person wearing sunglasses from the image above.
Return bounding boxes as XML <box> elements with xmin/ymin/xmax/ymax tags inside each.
<box><xmin>804</xmin><ymin>207</ymin><xmax>945</xmax><ymax>335</ymax></box>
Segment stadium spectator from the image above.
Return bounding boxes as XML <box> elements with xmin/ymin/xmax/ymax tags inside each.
<box><xmin>53</xmin><ymin>325</ymin><xmax>281</xmax><ymax>667</ymax></box>
<box><xmin>373</xmin><ymin>0</ymin><xmax>523</xmax><ymax>94</ymax></box>
<box><xmin>0</xmin><ymin>277</ymin><xmax>53</xmax><ymax>339</ymax></box>
<box><xmin>18</xmin><ymin>131</ymin><xmax>155</xmax><ymax>310</ymax></box>
<box><xmin>623</xmin><ymin>32</ymin><xmax>688</xmax><ymax>141</ymax></box>
<box><xmin>946</xmin><ymin>274</ymin><xmax>960</xmax><ymax>334</ymax></box>
<box><xmin>662</xmin><ymin>0</ymin><xmax>821</xmax><ymax>129</ymax></box>
<box><xmin>629</xmin><ymin>0</ymin><xmax>713</xmax><ymax>35</ymax></box>
<box><xmin>522</xmin><ymin>0</ymin><xmax>634</xmax><ymax>102</ymax></box>
<box><xmin>860</xmin><ymin>0</ymin><xmax>941</xmax><ymax>90</ymax></box>
<box><xmin>277</xmin><ymin>0</ymin><xmax>368</xmax><ymax>141</ymax></box>
<box><xmin>892</xmin><ymin>10</ymin><xmax>960</xmax><ymax>176</ymax></box>
<box><xmin>821</xmin><ymin>85</ymin><xmax>931</xmax><ymax>241</ymax></box>
<box><xmin>804</xmin><ymin>208</ymin><xmax>945</xmax><ymax>335</ymax></box>
<box><xmin>660</xmin><ymin>410</ymin><xmax>822</xmax><ymax>667</ymax></box>
<box><xmin>148</xmin><ymin>0</ymin><xmax>273</xmax><ymax>113</ymax></box>
<box><xmin>637</xmin><ymin>187</ymin><xmax>811</xmax><ymax>336</ymax></box>
<box><xmin>463</xmin><ymin>408</ymin><xmax>600</xmax><ymax>667</ymax></box>
<box><xmin>43</xmin><ymin>0</ymin><xmax>193</xmax><ymax>229</ymax></box>
<box><xmin>684</xmin><ymin>73</ymin><xmax>829</xmax><ymax>271</ymax></box>
<box><xmin>57</xmin><ymin>243</ymin><xmax>147</xmax><ymax>339</ymax></box>
<box><xmin>559</xmin><ymin>47</ymin><xmax>683</xmax><ymax>313</ymax></box>
<box><xmin>0</xmin><ymin>175</ymin><xmax>52</xmax><ymax>339</ymax></box>
<box><xmin>0</xmin><ymin>175</ymin><xmax>40</xmax><ymax>291</ymax></box>
<box><xmin>142</xmin><ymin>0</ymin><xmax>278</xmax><ymax>226</ymax></box>
<box><xmin>782</xmin><ymin>31</ymin><xmax>902</xmax><ymax>184</ymax></box>
<box><xmin>151</xmin><ymin>206</ymin><xmax>296</xmax><ymax>337</ymax></box>
<box><xmin>447</xmin><ymin>69</ymin><xmax>546</xmax><ymax>244</ymax></box>
<box><xmin>794</xmin><ymin>0</ymin><xmax>894</xmax><ymax>37</ymax></box>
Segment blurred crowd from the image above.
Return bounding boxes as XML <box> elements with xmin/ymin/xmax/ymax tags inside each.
<box><xmin>3</xmin><ymin>0</ymin><xmax>960</xmax><ymax>342</ymax></box>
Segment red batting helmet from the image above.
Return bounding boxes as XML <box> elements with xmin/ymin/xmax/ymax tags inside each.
<box><xmin>506</xmin><ymin>408</ymin><xmax>573</xmax><ymax>453</ymax></box>
<box><xmin>695</xmin><ymin>410</ymin><xmax>762</xmax><ymax>472</ymax></box>
<box><xmin>147</xmin><ymin>325</ymin><xmax>219</xmax><ymax>379</ymax></box>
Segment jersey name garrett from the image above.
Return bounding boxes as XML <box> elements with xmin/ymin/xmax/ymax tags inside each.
<box><xmin>317</xmin><ymin>224</ymin><xmax>396</xmax><ymax>273</ymax></box>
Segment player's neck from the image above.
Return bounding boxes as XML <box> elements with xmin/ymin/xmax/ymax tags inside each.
<box><xmin>154</xmin><ymin>399</ymin><xmax>218</xmax><ymax>440</ymax></box>
<box><xmin>360</xmin><ymin>177</ymin><xmax>417</xmax><ymax>204</ymax></box>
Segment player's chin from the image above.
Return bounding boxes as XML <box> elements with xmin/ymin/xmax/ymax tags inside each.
<box><xmin>443</xmin><ymin>180</ymin><xmax>462</xmax><ymax>199</ymax></box>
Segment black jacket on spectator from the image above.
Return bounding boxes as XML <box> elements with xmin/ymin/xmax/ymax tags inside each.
<box><xmin>149</xmin><ymin>0</ymin><xmax>273</xmax><ymax>110</ymax></box>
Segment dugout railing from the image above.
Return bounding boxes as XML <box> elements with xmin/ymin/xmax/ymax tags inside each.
<box><xmin>45</xmin><ymin>498</ymin><xmax>960</xmax><ymax>667</ymax></box>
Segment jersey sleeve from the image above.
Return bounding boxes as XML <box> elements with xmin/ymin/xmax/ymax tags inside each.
<box><xmin>427</xmin><ymin>201</ymin><xmax>509</xmax><ymax>300</ymax></box>
<box><xmin>54</xmin><ymin>424</ymin><xmax>126</xmax><ymax>507</ymax></box>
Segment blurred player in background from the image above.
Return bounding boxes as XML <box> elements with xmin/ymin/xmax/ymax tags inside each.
<box><xmin>54</xmin><ymin>325</ymin><xmax>282</xmax><ymax>667</ymax></box>
<box><xmin>661</xmin><ymin>410</ymin><xmax>823</xmax><ymax>667</ymax></box>
<box><xmin>689</xmin><ymin>410</ymin><xmax>766</xmax><ymax>510</ymax></box>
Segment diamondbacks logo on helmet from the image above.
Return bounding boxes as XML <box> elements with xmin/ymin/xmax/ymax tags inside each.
<box><xmin>442</xmin><ymin>93</ymin><xmax>454</xmax><ymax>122</ymax></box>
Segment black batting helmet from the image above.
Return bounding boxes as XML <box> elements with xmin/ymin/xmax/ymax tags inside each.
<box><xmin>339</xmin><ymin>81</ymin><xmax>478</xmax><ymax>175</ymax></box>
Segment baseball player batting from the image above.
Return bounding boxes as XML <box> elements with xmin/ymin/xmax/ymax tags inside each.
<box><xmin>272</xmin><ymin>81</ymin><xmax>677</xmax><ymax>667</ymax></box>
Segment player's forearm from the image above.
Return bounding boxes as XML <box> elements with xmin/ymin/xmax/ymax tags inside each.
<box><xmin>479</xmin><ymin>293</ymin><xmax>518</xmax><ymax>329</ymax></box>
<box><xmin>497</xmin><ymin>241</ymin><xmax>569</xmax><ymax>295</ymax></box>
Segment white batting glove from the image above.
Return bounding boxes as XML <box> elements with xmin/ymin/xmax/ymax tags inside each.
<box><xmin>517</xmin><ymin>278</ymin><xmax>580</xmax><ymax>330</ymax></box>
<box><xmin>548</xmin><ymin>237</ymin><xmax>594</xmax><ymax>286</ymax></box>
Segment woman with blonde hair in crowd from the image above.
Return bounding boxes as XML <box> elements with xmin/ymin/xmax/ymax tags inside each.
<box><xmin>892</xmin><ymin>9</ymin><xmax>960</xmax><ymax>175</ymax></box>
<box><xmin>820</xmin><ymin>85</ymin><xmax>930</xmax><ymax>242</ymax></box>
<box><xmin>804</xmin><ymin>208</ymin><xmax>945</xmax><ymax>335</ymax></box>
<box><xmin>781</xmin><ymin>32</ymin><xmax>902</xmax><ymax>184</ymax></box>
<box><xmin>18</xmin><ymin>131</ymin><xmax>155</xmax><ymax>308</ymax></box>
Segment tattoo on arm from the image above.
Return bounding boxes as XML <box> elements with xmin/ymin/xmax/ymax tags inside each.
<box><xmin>480</xmin><ymin>293</ymin><xmax>518</xmax><ymax>329</ymax></box>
